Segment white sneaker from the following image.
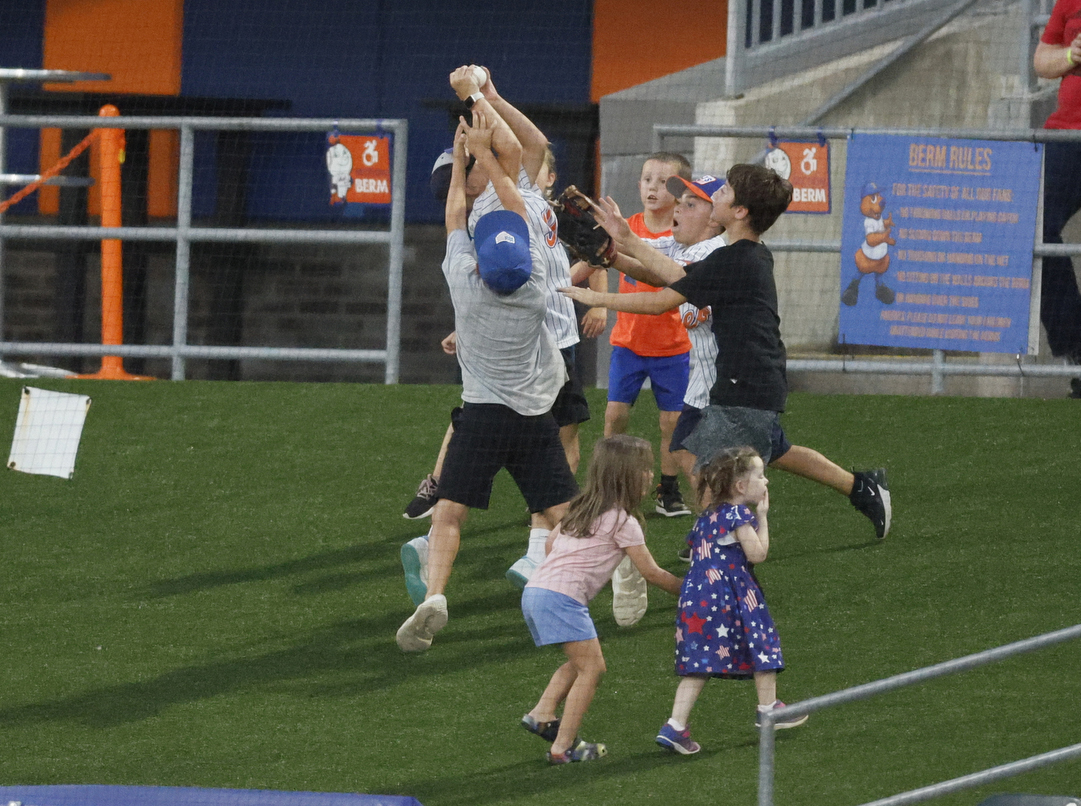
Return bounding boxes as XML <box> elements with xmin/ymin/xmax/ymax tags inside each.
<box><xmin>506</xmin><ymin>555</ymin><xmax>537</xmax><ymax>589</ymax></box>
<box><xmin>401</xmin><ymin>535</ymin><xmax>429</xmax><ymax>606</ymax></box>
<box><xmin>396</xmin><ymin>594</ymin><xmax>448</xmax><ymax>653</ymax></box>
<box><xmin>611</xmin><ymin>555</ymin><xmax>647</xmax><ymax>627</ymax></box>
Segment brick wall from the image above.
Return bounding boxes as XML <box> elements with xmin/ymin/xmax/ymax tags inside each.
<box><xmin>1</xmin><ymin>224</ymin><xmax>460</xmax><ymax>384</ymax></box>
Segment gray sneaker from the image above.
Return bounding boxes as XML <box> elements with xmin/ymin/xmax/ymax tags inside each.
<box><xmin>396</xmin><ymin>594</ymin><xmax>448</xmax><ymax>653</ymax></box>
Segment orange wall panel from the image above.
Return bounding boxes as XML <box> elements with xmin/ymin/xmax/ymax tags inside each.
<box><xmin>591</xmin><ymin>0</ymin><xmax>727</xmax><ymax>102</ymax></box>
<box><xmin>39</xmin><ymin>0</ymin><xmax>183</xmax><ymax>216</ymax></box>
<box><xmin>42</xmin><ymin>0</ymin><xmax>183</xmax><ymax>95</ymax></box>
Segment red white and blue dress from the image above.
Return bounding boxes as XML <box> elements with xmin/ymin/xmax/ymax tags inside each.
<box><xmin>675</xmin><ymin>503</ymin><xmax>785</xmax><ymax>679</ymax></box>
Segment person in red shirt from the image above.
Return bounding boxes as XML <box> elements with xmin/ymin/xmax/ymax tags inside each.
<box><xmin>1034</xmin><ymin>0</ymin><xmax>1081</xmax><ymax>396</ymax></box>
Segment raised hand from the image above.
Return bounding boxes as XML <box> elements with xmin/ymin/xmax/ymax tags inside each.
<box><xmin>594</xmin><ymin>196</ymin><xmax>633</xmax><ymax>247</ymax></box>
<box><xmin>461</xmin><ymin>111</ymin><xmax>493</xmax><ymax>156</ymax></box>
<box><xmin>449</xmin><ymin>65</ymin><xmax>481</xmax><ymax>99</ymax></box>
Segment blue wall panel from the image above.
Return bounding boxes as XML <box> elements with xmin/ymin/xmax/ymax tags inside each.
<box><xmin>180</xmin><ymin>0</ymin><xmax>593</xmax><ymax>223</ymax></box>
<box><xmin>0</xmin><ymin>0</ymin><xmax>47</xmax><ymax>215</ymax></box>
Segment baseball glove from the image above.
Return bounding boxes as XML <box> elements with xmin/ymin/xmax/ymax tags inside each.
<box><xmin>551</xmin><ymin>185</ymin><xmax>617</xmax><ymax>267</ymax></box>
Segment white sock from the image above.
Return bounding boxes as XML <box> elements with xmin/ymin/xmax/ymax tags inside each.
<box><xmin>667</xmin><ymin>718</ymin><xmax>686</xmax><ymax>732</ymax></box>
<box><xmin>526</xmin><ymin>528</ymin><xmax>549</xmax><ymax>562</ymax></box>
<box><xmin>757</xmin><ymin>700</ymin><xmax>779</xmax><ymax>712</ymax></box>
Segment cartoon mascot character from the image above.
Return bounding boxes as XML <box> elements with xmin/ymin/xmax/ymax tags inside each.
<box><xmin>843</xmin><ymin>182</ymin><xmax>896</xmax><ymax>306</ymax></box>
<box><xmin>326</xmin><ymin>141</ymin><xmax>353</xmax><ymax>203</ymax></box>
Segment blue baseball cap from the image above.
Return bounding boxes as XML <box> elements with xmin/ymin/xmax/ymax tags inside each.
<box><xmin>474</xmin><ymin>210</ymin><xmax>532</xmax><ymax>295</ymax></box>
<box><xmin>667</xmin><ymin>174</ymin><xmax>725</xmax><ymax>202</ymax></box>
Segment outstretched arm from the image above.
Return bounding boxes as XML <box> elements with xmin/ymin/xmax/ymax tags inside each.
<box><xmin>474</xmin><ymin>66</ymin><xmax>548</xmax><ymax>184</ymax></box>
<box><xmin>463</xmin><ymin>111</ymin><xmax>527</xmax><ymax>220</ymax></box>
<box><xmin>624</xmin><ymin>543</ymin><xmax>683</xmax><ymax>596</ymax></box>
<box><xmin>450</xmin><ymin>66</ymin><xmax>523</xmax><ymax>184</ymax></box>
<box><xmin>445</xmin><ymin>124</ymin><xmax>468</xmax><ymax>235</ymax></box>
<box><xmin>592</xmin><ymin>196</ymin><xmax>688</xmax><ymax>286</ymax></box>
<box><xmin>560</xmin><ymin>284</ymin><xmax>686</xmax><ymax>314</ymax></box>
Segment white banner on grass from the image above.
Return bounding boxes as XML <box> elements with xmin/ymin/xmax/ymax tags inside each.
<box><xmin>7</xmin><ymin>386</ymin><xmax>92</xmax><ymax>479</ymax></box>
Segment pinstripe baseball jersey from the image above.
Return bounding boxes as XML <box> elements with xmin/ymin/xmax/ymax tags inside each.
<box><xmin>653</xmin><ymin>234</ymin><xmax>727</xmax><ymax>409</ymax></box>
<box><xmin>468</xmin><ymin>167</ymin><xmax>579</xmax><ymax>349</ymax></box>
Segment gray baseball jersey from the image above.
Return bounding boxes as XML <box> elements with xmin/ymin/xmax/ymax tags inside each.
<box><xmin>442</xmin><ymin>228</ymin><xmax>566</xmax><ymax>416</ymax></box>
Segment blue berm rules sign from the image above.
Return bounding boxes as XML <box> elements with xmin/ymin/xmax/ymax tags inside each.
<box><xmin>839</xmin><ymin>134</ymin><xmax>1042</xmax><ymax>354</ymax></box>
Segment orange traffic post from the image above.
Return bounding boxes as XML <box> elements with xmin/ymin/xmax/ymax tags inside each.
<box><xmin>78</xmin><ymin>104</ymin><xmax>153</xmax><ymax>380</ymax></box>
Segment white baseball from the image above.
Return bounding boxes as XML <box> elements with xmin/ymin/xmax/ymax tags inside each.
<box><xmin>471</xmin><ymin>66</ymin><xmax>487</xmax><ymax>88</ymax></box>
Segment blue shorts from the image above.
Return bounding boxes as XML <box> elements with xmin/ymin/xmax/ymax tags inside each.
<box><xmin>607</xmin><ymin>346</ymin><xmax>689</xmax><ymax>412</ymax></box>
<box><xmin>522</xmin><ymin>587</ymin><xmax>597</xmax><ymax>646</ymax></box>
<box><xmin>770</xmin><ymin>420</ymin><xmax>792</xmax><ymax>463</ymax></box>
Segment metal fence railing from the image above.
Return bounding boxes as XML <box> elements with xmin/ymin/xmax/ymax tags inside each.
<box><xmin>756</xmin><ymin>624</ymin><xmax>1081</xmax><ymax>806</ymax></box>
<box><xmin>0</xmin><ymin>114</ymin><xmax>407</xmax><ymax>383</ymax></box>
<box><xmin>653</xmin><ymin>123</ymin><xmax>1081</xmax><ymax>393</ymax></box>
<box><xmin>726</xmin><ymin>0</ymin><xmax>951</xmax><ymax>98</ymax></box>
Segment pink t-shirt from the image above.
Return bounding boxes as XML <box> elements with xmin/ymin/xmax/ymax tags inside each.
<box><xmin>526</xmin><ymin>508</ymin><xmax>645</xmax><ymax>605</ymax></box>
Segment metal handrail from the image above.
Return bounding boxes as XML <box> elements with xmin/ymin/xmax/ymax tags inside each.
<box><xmin>757</xmin><ymin>624</ymin><xmax>1081</xmax><ymax>806</ymax></box>
<box><xmin>0</xmin><ymin>114</ymin><xmax>408</xmax><ymax>382</ymax></box>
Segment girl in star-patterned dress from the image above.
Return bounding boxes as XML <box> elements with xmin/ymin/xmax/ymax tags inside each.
<box><xmin>655</xmin><ymin>446</ymin><xmax>807</xmax><ymax>756</ymax></box>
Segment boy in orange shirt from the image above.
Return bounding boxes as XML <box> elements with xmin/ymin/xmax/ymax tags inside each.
<box><xmin>605</xmin><ymin>152</ymin><xmax>694</xmax><ymax>518</ymax></box>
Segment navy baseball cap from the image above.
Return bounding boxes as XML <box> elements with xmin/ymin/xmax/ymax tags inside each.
<box><xmin>430</xmin><ymin>148</ymin><xmax>476</xmax><ymax>202</ymax></box>
<box><xmin>667</xmin><ymin>174</ymin><xmax>725</xmax><ymax>202</ymax></box>
<box><xmin>474</xmin><ymin>210</ymin><xmax>532</xmax><ymax>295</ymax></box>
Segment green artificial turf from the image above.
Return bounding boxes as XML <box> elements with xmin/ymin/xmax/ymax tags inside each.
<box><xmin>1</xmin><ymin>378</ymin><xmax>1078</xmax><ymax>805</ymax></box>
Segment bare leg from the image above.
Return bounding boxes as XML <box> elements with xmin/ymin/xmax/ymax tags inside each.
<box><xmin>528</xmin><ymin>661</ymin><xmax>577</xmax><ymax>724</ymax></box>
<box><xmin>604</xmin><ymin>401</ymin><xmax>631</xmax><ymax>437</ymax></box>
<box><xmin>431</xmin><ymin>422</ymin><xmax>455</xmax><ymax>480</ymax></box>
<box><xmin>769</xmin><ymin>445</ymin><xmax>853</xmax><ymax>496</ymax></box>
<box><xmin>550</xmin><ymin>638</ymin><xmax>607</xmax><ymax>754</ymax></box>
<box><xmin>675</xmin><ymin>448</ymin><xmax>700</xmax><ymax>505</ymax></box>
<box><xmin>559</xmin><ymin>422</ymin><xmax>581</xmax><ymax>474</ymax></box>
<box><xmin>754</xmin><ymin>670</ymin><xmax>777</xmax><ymax>707</ymax></box>
<box><xmin>658</xmin><ymin>409</ymin><xmax>682</xmax><ymax>477</ymax></box>
<box><xmin>670</xmin><ymin>675</ymin><xmax>708</xmax><ymax>726</ymax></box>
<box><xmin>425</xmin><ymin>499</ymin><xmax>469</xmax><ymax>597</ymax></box>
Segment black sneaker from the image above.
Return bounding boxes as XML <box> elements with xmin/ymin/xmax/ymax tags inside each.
<box><xmin>655</xmin><ymin>485</ymin><xmax>691</xmax><ymax>517</ymax></box>
<box><xmin>677</xmin><ymin>545</ymin><xmax>692</xmax><ymax>563</ymax></box>
<box><xmin>403</xmin><ymin>474</ymin><xmax>439</xmax><ymax>520</ymax></box>
<box><xmin>849</xmin><ymin>469</ymin><xmax>891</xmax><ymax>539</ymax></box>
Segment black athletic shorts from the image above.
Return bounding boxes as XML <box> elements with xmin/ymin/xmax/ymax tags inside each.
<box><xmin>437</xmin><ymin>403</ymin><xmax>579</xmax><ymax>512</ymax></box>
<box><xmin>550</xmin><ymin>345</ymin><xmax>591</xmax><ymax>428</ymax></box>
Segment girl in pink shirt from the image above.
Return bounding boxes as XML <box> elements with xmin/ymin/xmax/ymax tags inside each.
<box><xmin>520</xmin><ymin>435</ymin><xmax>683</xmax><ymax>764</ymax></box>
